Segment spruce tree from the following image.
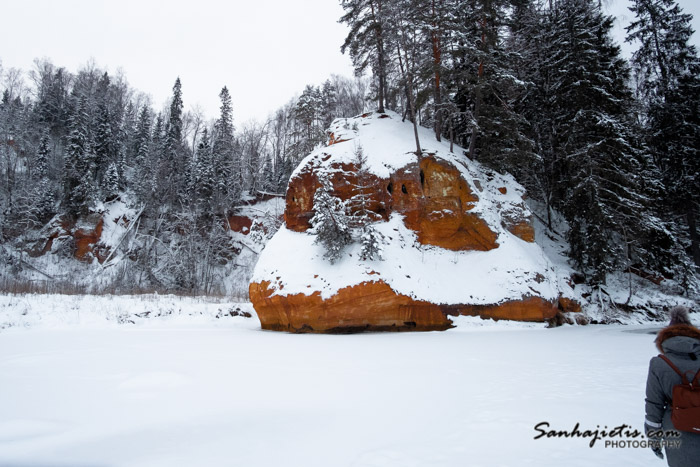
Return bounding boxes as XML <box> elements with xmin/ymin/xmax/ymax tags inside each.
<box><xmin>132</xmin><ymin>106</ymin><xmax>153</xmax><ymax>203</ymax></box>
<box><xmin>167</xmin><ymin>78</ymin><xmax>183</xmax><ymax>147</ymax></box>
<box><xmin>627</xmin><ymin>0</ymin><xmax>700</xmax><ymax>267</ymax></box>
<box><xmin>63</xmin><ymin>96</ymin><xmax>95</xmax><ymax>217</ymax></box>
<box><xmin>94</xmin><ymin>72</ymin><xmax>115</xmax><ymax>184</ymax></box>
<box><xmin>162</xmin><ymin>77</ymin><xmax>186</xmax><ymax>206</ymax></box>
<box><xmin>508</xmin><ymin>0</ymin><xmax>562</xmax><ymax>226</ymax></box>
<box><xmin>35</xmin><ymin>130</ymin><xmax>50</xmax><ymax>181</ymax></box>
<box><xmin>545</xmin><ymin>0</ymin><xmax>669</xmax><ymax>283</ymax></box>
<box><xmin>194</xmin><ymin>128</ymin><xmax>214</xmax><ymax>213</ymax></box>
<box><xmin>212</xmin><ymin>86</ymin><xmax>236</xmax><ymax>211</ymax></box>
<box><xmin>103</xmin><ymin>162</ymin><xmax>120</xmax><ymax>201</ymax></box>
<box><xmin>446</xmin><ymin>0</ymin><xmax>534</xmax><ymax>175</ymax></box>
<box><xmin>35</xmin><ymin>66</ymin><xmax>71</xmax><ymax>139</ymax></box>
<box><xmin>133</xmin><ymin>106</ymin><xmax>152</xmax><ymax>161</ymax></box>
<box><xmin>35</xmin><ymin>130</ymin><xmax>55</xmax><ymax>222</ymax></box>
<box><xmin>347</xmin><ymin>145</ymin><xmax>385</xmax><ymax>261</ymax></box>
<box><xmin>146</xmin><ymin>113</ymin><xmax>166</xmax><ymax>209</ymax></box>
<box><xmin>310</xmin><ymin>173</ymin><xmax>352</xmax><ymax>263</ymax></box>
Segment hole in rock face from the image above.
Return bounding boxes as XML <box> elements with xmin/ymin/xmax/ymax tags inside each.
<box><xmin>401</xmin><ymin>184</ymin><xmax>408</xmax><ymax>194</ymax></box>
<box><xmin>387</xmin><ymin>182</ymin><xmax>393</xmax><ymax>194</ymax></box>
<box><xmin>291</xmin><ymin>196</ymin><xmax>296</xmax><ymax>202</ymax></box>
<box><xmin>420</xmin><ymin>170</ymin><xmax>425</xmax><ymax>188</ymax></box>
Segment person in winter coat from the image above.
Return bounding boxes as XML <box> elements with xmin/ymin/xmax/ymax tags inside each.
<box><xmin>644</xmin><ymin>306</ymin><xmax>700</xmax><ymax>466</ymax></box>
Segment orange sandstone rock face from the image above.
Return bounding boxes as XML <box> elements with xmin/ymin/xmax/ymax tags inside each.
<box><xmin>250</xmin><ymin>280</ymin><xmax>558</xmax><ymax>333</ymax></box>
<box><xmin>463</xmin><ymin>297</ymin><xmax>558</xmax><ymax>321</ymax></box>
<box><xmin>406</xmin><ymin>157</ymin><xmax>496</xmax><ymax>250</ymax></box>
<box><xmin>29</xmin><ymin>208</ymin><xmax>133</xmax><ymax>264</ymax></box>
<box><xmin>284</xmin><ymin>154</ymin><xmax>498</xmax><ymax>251</ymax></box>
<box><xmin>285</xmin><ymin>170</ymin><xmax>321</xmax><ymax>232</ymax></box>
<box><xmin>250</xmin><ymin>280</ymin><xmax>450</xmax><ymax>332</ymax></box>
<box><xmin>500</xmin><ymin>202</ymin><xmax>536</xmax><ymax>243</ymax></box>
<box><xmin>505</xmin><ymin>220</ymin><xmax>535</xmax><ymax>243</ymax></box>
<box><xmin>74</xmin><ymin>219</ymin><xmax>104</xmax><ymax>262</ymax></box>
<box><xmin>558</xmin><ymin>296</ymin><xmax>582</xmax><ymax>314</ymax></box>
<box><xmin>328</xmin><ymin>132</ymin><xmax>350</xmax><ymax>146</ymax></box>
<box><xmin>227</xmin><ymin>215</ymin><xmax>253</xmax><ymax>234</ymax></box>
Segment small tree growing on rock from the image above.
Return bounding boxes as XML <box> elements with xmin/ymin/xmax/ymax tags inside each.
<box><xmin>347</xmin><ymin>144</ymin><xmax>384</xmax><ymax>261</ymax></box>
<box><xmin>310</xmin><ymin>172</ymin><xmax>352</xmax><ymax>263</ymax></box>
<box><xmin>359</xmin><ymin>225</ymin><xmax>384</xmax><ymax>261</ymax></box>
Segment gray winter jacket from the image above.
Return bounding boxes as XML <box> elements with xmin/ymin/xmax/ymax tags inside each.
<box><xmin>645</xmin><ymin>324</ymin><xmax>700</xmax><ymax>467</ymax></box>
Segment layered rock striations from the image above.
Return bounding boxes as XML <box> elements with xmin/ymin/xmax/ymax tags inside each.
<box><xmin>250</xmin><ymin>111</ymin><xmax>575</xmax><ymax>332</ymax></box>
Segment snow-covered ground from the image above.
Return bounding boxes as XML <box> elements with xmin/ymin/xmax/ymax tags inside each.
<box><xmin>0</xmin><ymin>294</ymin><xmax>678</xmax><ymax>466</ymax></box>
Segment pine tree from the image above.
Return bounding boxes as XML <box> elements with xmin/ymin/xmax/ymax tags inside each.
<box><xmin>295</xmin><ymin>85</ymin><xmax>323</xmax><ymax>143</ymax></box>
<box><xmin>383</xmin><ymin>0</ymin><xmax>425</xmax><ymax>153</ymax></box>
<box><xmin>320</xmin><ymin>79</ymin><xmax>339</xmax><ymax>127</ymax></box>
<box><xmin>340</xmin><ymin>0</ymin><xmax>390</xmax><ymax>113</ymax></box>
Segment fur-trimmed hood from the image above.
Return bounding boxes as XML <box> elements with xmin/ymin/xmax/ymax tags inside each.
<box><xmin>655</xmin><ymin>324</ymin><xmax>700</xmax><ymax>355</ymax></box>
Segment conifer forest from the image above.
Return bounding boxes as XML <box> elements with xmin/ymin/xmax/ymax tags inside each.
<box><xmin>0</xmin><ymin>0</ymin><xmax>698</xmax><ymax>302</ymax></box>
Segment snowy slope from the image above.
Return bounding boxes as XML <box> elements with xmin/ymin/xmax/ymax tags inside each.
<box><xmin>2</xmin><ymin>194</ymin><xmax>284</xmax><ymax>298</ymax></box>
<box><xmin>257</xmin><ymin>214</ymin><xmax>559</xmax><ymax>304</ymax></box>
<box><xmin>529</xmin><ymin>199</ymin><xmax>699</xmax><ymax>322</ymax></box>
<box><xmin>254</xmin><ymin>111</ymin><xmax>561</xmax><ymax>305</ymax></box>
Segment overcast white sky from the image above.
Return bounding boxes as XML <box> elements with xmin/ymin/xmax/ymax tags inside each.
<box><xmin>0</xmin><ymin>0</ymin><xmax>698</xmax><ymax>123</ymax></box>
